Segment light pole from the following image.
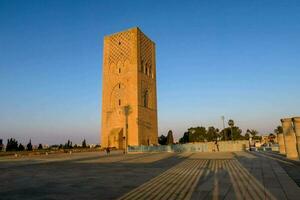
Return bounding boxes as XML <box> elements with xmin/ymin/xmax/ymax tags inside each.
<box><xmin>221</xmin><ymin>116</ymin><xmax>225</xmax><ymax>130</ymax></box>
<box><xmin>221</xmin><ymin>116</ymin><xmax>226</xmax><ymax>140</ymax></box>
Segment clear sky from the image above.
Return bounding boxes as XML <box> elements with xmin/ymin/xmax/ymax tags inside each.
<box><xmin>1</xmin><ymin>0</ymin><xmax>300</xmax><ymax>145</ymax></box>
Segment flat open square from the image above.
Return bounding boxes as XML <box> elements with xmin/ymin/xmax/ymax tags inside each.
<box><xmin>1</xmin><ymin>151</ymin><xmax>300</xmax><ymax>200</ymax></box>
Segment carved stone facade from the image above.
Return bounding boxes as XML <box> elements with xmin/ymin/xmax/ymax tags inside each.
<box><xmin>101</xmin><ymin>27</ymin><xmax>158</xmax><ymax>148</ymax></box>
<box><xmin>277</xmin><ymin>133</ymin><xmax>286</xmax><ymax>154</ymax></box>
<box><xmin>279</xmin><ymin>117</ymin><xmax>300</xmax><ymax>159</ymax></box>
<box><xmin>292</xmin><ymin>117</ymin><xmax>300</xmax><ymax>157</ymax></box>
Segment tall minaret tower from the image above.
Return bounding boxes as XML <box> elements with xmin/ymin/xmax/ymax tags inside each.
<box><xmin>101</xmin><ymin>27</ymin><xmax>158</xmax><ymax>149</ymax></box>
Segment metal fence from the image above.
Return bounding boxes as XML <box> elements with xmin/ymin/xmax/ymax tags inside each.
<box><xmin>128</xmin><ymin>143</ymin><xmax>209</xmax><ymax>153</ymax></box>
<box><xmin>128</xmin><ymin>141</ymin><xmax>249</xmax><ymax>153</ymax></box>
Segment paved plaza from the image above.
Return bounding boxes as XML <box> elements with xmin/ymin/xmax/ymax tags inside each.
<box><xmin>1</xmin><ymin>151</ymin><xmax>300</xmax><ymax>200</ymax></box>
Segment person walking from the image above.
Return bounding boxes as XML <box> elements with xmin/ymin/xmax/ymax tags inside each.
<box><xmin>215</xmin><ymin>140</ymin><xmax>219</xmax><ymax>152</ymax></box>
<box><xmin>106</xmin><ymin>147</ymin><xmax>110</xmax><ymax>155</ymax></box>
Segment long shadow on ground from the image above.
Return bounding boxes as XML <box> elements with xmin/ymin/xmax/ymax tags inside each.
<box><xmin>0</xmin><ymin>153</ymin><xmax>188</xmax><ymax>200</ymax></box>
<box><xmin>233</xmin><ymin>151</ymin><xmax>300</xmax><ymax>200</ymax></box>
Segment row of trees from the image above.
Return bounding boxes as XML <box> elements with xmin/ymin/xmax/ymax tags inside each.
<box><xmin>0</xmin><ymin>138</ymin><xmax>89</xmax><ymax>152</ymax></box>
<box><xmin>49</xmin><ymin>139</ymin><xmax>88</xmax><ymax>149</ymax></box>
<box><xmin>158</xmin><ymin>120</ymin><xmax>266</xmax><ymax>144</ymax></box>
<box><xmin>179</xmin><ymin>120</ymin><xmax>249</xmax><ymax>143</ymax></box>
<box><xmin>5</xmin><ymin>138</ymin><xmax>34</xmax><ymax>151</ymax></box>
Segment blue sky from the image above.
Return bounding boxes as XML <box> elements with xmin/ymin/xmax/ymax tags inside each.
<box><xmin>0</xmin><ymin>0</ymin><xmax>299</xmax><ymax>145</ymax></box>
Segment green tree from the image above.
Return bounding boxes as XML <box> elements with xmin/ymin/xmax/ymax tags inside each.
<box><xmin>221</xmin><ymin>126</ymin><xmax>244</xmax><ymax>141</ymax></box>
<box><xmin>6</xmin><ymin>138</ymin><xmax>19</xmax><ymax>151</ymax></box>
<box><xmin>188</xmin><ymin>126</ymin><xmax>206</xmax><ymax>142</ymax></box>
<box><xmin>207</xmin><ymin>127</ymin><xmax>219</xmax><ymax>141</ymax></box>
<box><xmin>0</xmin><ymin>139</ymin><xmax>3</xmax><ymax>151</ymax></box>
<box><xmin>27</xmin><ymin>139</ymin><xmax>33</xmax><ymax>151</ymax></box>
<box><xmin>247</xmin><ymin>129</ymin><xmax>261</xmax><ymax>140</ymax></box>
<box><xmin>82</xmin><ymin>139</ymin><xmax>87</xmax><ymax>148</ymax></box>
<box><xmin>274</xmin><ymin>126</ymin><xmax>283</xmax><ymax>134</ymax></box>
<box><xmin>244</xmin><ymin>132</ymin><xmax>250</xmax><ymax>140</ymax></box>
<box><xmin>228</xmin><ymin>119</ymin><xmax>234</xmax><ymax>140</ymax></box>
<box><xmin>231</xmin><ymin>127</ymin><xmax>243</xmax><ymax>140</ymax></box>
<box><xmin>221</xmin><ymin>128</ymin><xmax>232</xmax><ymax>140</ymax></box>
<box><xmin>158</xmin><ymin>135</ymin><xmax>167</xmax><ymax>145</ymax></box>
<box><xmin>248</xmin><ymin>129</ymin><xmax>258</xmax><ymax>137</ymax></box>
<box><xmin>18</xmin><ymin>143</ymin><xmax>25</xmax><ymax>151</ymax></box>
<box><xmin>166</xmin><ymin>130</ymin><xmax>174</xmax><ymax>145</ymax></box>
<box><xmin>179</xmin><ymin>132</ymin><xmax>189</xmax><ymax>144</ymax></box>
<box><xmin>64</xmin><ymin>140</ymin><xmax>73</xmax><ymax>149</ymax></box>
<box><xmin>268</xmin><ymin>133</ymin><xmax>276</xmax><ymax>143</ymax></box>
<box><xmin>38</xmin><ymin>144</ymin><xmax>43</xmax><ymax>150</ymax></box>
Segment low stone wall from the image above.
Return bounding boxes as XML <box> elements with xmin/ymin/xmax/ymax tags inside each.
<box><xmin>128</xmin><ymin>140</ymin><xmax>249</xmax><ymax>153</ymax></box>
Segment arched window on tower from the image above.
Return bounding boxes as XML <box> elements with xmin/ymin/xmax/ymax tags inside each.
<box><xmin>149</xmin><ymin>65</ymin><xmax>152</xmax><ymax>77</ymax></box>
<box><xmin>143</xmin><ymin>90</ymin><xmax>148</xmax><ymax>108</ymax></box>
<box><xmin>141</xmin><ymin>60</ymin><xmax>144</xmax><ymax>72</ymax></box>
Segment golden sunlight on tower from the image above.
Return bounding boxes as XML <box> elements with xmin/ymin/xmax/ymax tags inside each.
<box><xmin>101</xmin><ymin>27</ymin><xmax>158</xmax><ymax>149</ymax></box>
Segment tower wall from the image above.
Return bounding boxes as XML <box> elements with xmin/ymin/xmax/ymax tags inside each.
<box><xmin>101</xmin><ymin>27</ymin><xmax>158</xmax><ymax>148</ymax></box>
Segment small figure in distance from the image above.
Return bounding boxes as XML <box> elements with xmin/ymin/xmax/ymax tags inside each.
<box><xmin>106</xmin><ymin>147</ymin><xmax>110</xmax><ymax>155</ymax></box>
<box><xmin>215</xmin><ymin>140</ymin><xmax>219</xmax><ymax>152</ymax></box>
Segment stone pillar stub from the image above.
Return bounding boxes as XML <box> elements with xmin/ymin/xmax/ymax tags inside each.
<box><xmin>277</xmin><ymin>133</ymin><xmax>286</xmax><ymax>154</ymax></box>
<box><xmin>292</xmin><ymin>117</ymin><xmax>300</xmax><ymax>158</ymax></box>
<box><xmin>281</xmin><ymin>118</ymin><xmax>298</xmax><ymax>160</ymax></box>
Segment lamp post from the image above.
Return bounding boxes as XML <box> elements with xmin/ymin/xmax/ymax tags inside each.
<box><xmin>221</xmin><ymin>116</ymin><xmax>225</xmax><ymax>130</ymax></box>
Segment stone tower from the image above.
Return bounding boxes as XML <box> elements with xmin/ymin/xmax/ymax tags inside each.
<box><xmin>101</xmin><ymin>27</ymin><xmax>158</xmax><ymax>149</ymax></box>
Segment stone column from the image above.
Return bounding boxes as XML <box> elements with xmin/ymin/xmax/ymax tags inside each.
<box><xmin>281</xmin><ymin>118</ymin><xmax>298</xmax><ymax>160</ymax></box>
<box><xmin>292</xmin><ymin>117</ymin><xmax>300</xmax><ymax>158</ymax></box>
<box><xmin>277</xmin><ymin>133</ymin><xmax>286</xmax><ymax>154</ymax></box>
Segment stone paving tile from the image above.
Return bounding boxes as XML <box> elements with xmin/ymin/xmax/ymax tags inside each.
<box><xmin>1</xmin><ymin>151</ymin><xmax>300</xmax><ymax>200</ymax></box>
<box><xmin>262</xmin><ymin>151</ymin><xmax>300</xmax><ymax>187</ymax></box>
<box><xmin>237</xmin><ymin>151</ymin><xmax>300</xmax><ymax>200</ymax></box>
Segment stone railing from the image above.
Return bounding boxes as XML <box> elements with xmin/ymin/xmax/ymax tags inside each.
<box><xmin>128</xmin><ymin>140</ymin><xmax>249</xmax><ymax>153</ymax></box>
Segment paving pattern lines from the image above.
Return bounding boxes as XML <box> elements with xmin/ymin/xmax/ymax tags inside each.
<box><xmin>0</xmin><ymin>152</ymin><xmax>110</xmax><ymax>169</ymax></box>
<box><xmin>196</xmin><ymin>159</ymin><xmax>227</xmax><ymax>200</ymax></box>
<box><xmin>245</xmin><ymin>151</ymin><xmax>300</xmax><ymax>199</ymax></box>
<box><xmin>225</xmin><ymin>159</ymin><xmax>277</xmax><ymax>200</ymax></box>
<box><xmin>212</xmin><ymin>159</ymin><xmax>228</xmax><ymax>198</ymax></box>
<box><xmin>121</xmin><ymin>152</ymin><xmax>174</xmax><ymax>163</ymax></box>
<box><xmin>191</xmin><ymin>159</ymin><xmax>235</xmax><ymax>200</ymax></box>
<box><xmin>118</xmin><ymin>156</ymin><xmax>208</xmax><ymax>200</ymax></box>
<box><xmin>74</xmin><ymin>152</ymin><xmax>172</xmax><ymax>164</ymax></box>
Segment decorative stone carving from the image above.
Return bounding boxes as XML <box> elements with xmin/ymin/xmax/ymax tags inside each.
<box><xmin>281</xmin><ymin>118</ymin><xmax>298</xmax><ymax>160</ymax></box>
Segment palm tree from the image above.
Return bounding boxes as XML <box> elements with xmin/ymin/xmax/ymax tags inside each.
<box><xmin>249</xmin><ymin>129</ymin><xmax>258</xmax><ymax>137</ymax></box>
<box><xmin>274</xmin><ymin>126</ymin><xmax>283</xmax><ymax>134</ymax></box>
<box><xmin>228</xmin><ymin>119</ymin><xmax>234</xmax><ymax>127</ymax></box>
